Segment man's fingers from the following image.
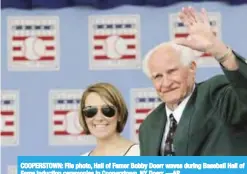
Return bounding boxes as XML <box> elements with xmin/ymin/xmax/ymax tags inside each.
<box><xmin>179</xmin><ymin>8</ymin><xmax>193</xmax><ymax>27</ymax></box>
<box><xmin>179</xmin><ymin>12</ymin><xmax>191</xmax><ymax>28</ymax></box>
<box><xmin>183</xmin><ymin>7</ymin><xmax>196</xmax><ymax>25</ymax></box>
<box><xmin>187</xmin><ymin>6</ymin><xmax>198</xmax><ymax>23</ymax></box>
<box><xmin>190</xmin><ymin>7</ymin><xmax>203</xmax><ymax>23</ymax></box>
<box><xmin>201</xmin><ymin>8</ymin><xmax>209</xmax><ymax>24</ymax></box>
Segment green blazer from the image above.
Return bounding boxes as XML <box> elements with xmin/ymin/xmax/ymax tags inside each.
<box><xmin>139</xmin><ymin>52</ymin><xmax>247</xmax><ymax>156</ymax></box>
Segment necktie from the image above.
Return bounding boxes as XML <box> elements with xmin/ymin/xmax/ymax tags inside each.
<box><xmin>163</xmin><ymin>114</ymin><xmax>177</xmax><ymax>156</ymax></box>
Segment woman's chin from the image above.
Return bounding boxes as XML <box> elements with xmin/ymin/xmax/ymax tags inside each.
<box><xmin>91</xmin><ymin>131</ymin><xmax>114</xmax><ymax>140</ymax></box>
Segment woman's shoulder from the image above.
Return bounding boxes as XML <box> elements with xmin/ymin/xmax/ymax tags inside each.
<box><xmin>80</xmin><ymin>151</ymin><xmax>91</xmax><ymax>156</ymax></box>
<box><xmin>124</xmin><ymin>144</ymin><xmax>140</xmax><ymax>156</ymax></box>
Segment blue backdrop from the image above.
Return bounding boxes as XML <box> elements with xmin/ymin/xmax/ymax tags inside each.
<box><xmin>1</xmin><ymin>1</ymin><xmax>247</xmax><ymax>174</ymax></box>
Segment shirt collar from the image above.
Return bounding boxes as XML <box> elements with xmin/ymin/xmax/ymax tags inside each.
<box><xmin>166</xmin><ymin>84</ymin><xmax>195</xmax><ymax>123</ymax></box>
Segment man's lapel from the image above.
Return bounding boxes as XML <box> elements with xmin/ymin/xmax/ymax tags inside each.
<box><xmin>149</xmin><ymin>103</ymin><xmax>167</xmax><ymax>155</ymax></box>
<box><xmin>173</xmin><ymin>85</ymin><xmax>198</xmax><ymax>155</ymax></box>
<box><xmin>147</xmin><ymin>85</ymin><xmax>200</xmax><ymax>156</ymax></box>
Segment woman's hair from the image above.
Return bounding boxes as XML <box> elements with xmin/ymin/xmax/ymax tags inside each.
<box><xmin>79</xmin><ymin>82</ymin><xmax>128</xmax><ymax>134</ymax></box>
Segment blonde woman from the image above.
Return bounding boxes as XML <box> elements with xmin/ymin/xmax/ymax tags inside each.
<box><xmin>79</xmin><ymin>82</ymin><xmax>140</xmax><ymax>156</ymax></box>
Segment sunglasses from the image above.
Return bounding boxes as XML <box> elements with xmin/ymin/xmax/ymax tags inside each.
<box><xmin>82</xmin><ymin>105</ymin><xmax>116</xmax><ymax>118</ymax></box>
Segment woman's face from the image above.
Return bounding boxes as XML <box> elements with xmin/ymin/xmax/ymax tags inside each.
<box><xmin>83</xmin><ymin>92</ymin><xmax>119</xmax><ymax>140</ymax></box>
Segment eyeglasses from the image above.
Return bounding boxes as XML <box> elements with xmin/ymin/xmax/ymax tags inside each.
<box><xmin>82</xmin><ymin>105</ymin><xmax>116</xmax><ymax>118</ymax></box>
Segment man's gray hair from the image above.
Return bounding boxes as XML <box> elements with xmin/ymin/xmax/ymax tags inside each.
<box><xmin>142</xmin><ymin>42</ymin><xmax>196</xmax><ymax>78</ymax></box>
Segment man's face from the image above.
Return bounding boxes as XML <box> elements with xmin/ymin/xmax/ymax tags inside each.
<box><xmin>149</xmin><ymin>46</ymin><xmax>196</xmax><ymax>106</ymax></box>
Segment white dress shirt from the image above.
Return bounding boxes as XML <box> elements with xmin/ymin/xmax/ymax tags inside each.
<box><xmin>160</xmin><ymin>86</ymin><xmax>195</xmax><ymax>154</ymax></box>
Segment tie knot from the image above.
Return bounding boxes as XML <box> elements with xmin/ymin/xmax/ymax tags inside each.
<box><xmin>169</xmin><ymin>114</ymin><xmax>176</xmax><ymax>123</ymax></box>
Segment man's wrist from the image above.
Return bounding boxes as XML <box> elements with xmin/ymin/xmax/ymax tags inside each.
<box><xmin>206</xmin><ymin>39</ymin><xmax>229</xmax><ymax>59</ymax></box>
<box><xmin>214</xmin><ymin>46</ymin><xmax>233</xmax><ymax>63</ymax></box>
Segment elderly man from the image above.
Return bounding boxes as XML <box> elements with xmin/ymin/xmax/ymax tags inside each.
<box><xmin>139</xmin><ymin>7</ymin><xmax>247</xmax><ymax>156</ymax></box>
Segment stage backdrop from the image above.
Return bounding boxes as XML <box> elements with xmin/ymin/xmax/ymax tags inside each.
<box><xmin>1</xmin><ymin>1</ymin><xmax>247</xmax><ymax>174</ymax></box>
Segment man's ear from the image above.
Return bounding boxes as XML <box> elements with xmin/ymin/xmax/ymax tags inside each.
<box><xmin>189</xmin><ymin>61</ymin><xmax>197</xmax><ymax>73</ymax></box>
